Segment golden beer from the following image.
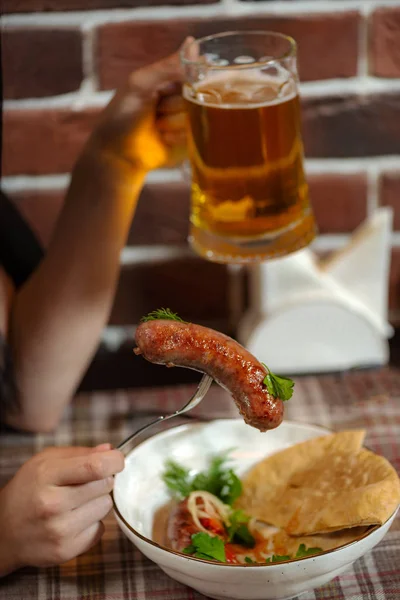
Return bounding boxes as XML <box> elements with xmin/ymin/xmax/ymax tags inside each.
<box><xmin>181</xmin><ymin>32</ymin><xmax>316</xmax><ymax>263</ymax></box>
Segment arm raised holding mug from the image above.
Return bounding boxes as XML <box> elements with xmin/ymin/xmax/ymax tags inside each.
<box><xmin>4</xmin><ymin>48</ymin><xmax>187</xmax><ymax>433</ymax></box>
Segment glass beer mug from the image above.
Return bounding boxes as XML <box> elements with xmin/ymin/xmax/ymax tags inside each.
<box><xmin>180</xmin><ymin>31</ymin><xmax>316</xmax><ymax>263</ymax></box>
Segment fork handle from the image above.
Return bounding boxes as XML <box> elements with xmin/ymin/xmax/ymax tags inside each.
<box><xmin>117</xmin><ymin>413</ymin><xmax>174</xmax><ymax>456</ymax></box>
<box><xmin>117</xmin><ymin>374</ymin><xmax>212</xmax><ymax>456</ymax></box>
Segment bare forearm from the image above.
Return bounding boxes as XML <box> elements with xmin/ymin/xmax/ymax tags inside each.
<box><xmin>0</xmin><ymin>487</ymin><xmax>20</xmax><ymax>576</ymax></box>
<box><xmin>0</xmin><ymin>540</ymin><xmax>19</xmax><ymax>577</ymax></box>
<box><xmin>8</xmin><ymin>150</ymin><xmax>145</xmax><ymax>431</ymax></box>
<box><xmin>5</xmin><ymin>48</ymin><xmax>185</xmax><ymax>432</ymax></box>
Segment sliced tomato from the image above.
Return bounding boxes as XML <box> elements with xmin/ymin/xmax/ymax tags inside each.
<box><xmin>224</xmin><ymin>544</ymin><xmax>240</xmax><ymax>564</ymax></box>
<box><xmin>200</xmin><ymin>517</ymin><xmax>224</xmax><ymax>535</ymax></box>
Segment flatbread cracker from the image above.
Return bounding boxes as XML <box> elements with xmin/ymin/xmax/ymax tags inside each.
<box><xmin>236</xmin><ymin>430</ymin><xmax>400</xmax><ymax>535</ymax></box>
<box><xmin>271</xmin><ymin>526</ymin><xmax>370</xmax><ymax>556</ymax></box>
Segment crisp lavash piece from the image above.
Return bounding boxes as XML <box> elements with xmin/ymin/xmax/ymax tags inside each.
<box><xmin>271</xmin><ymin>526</ymin><xmax>370</xmax><ymax>557</ymax></box>
<box><xmin>284</xmin><ymin>448</ymin><xmax>400</xmax><ymax>535</ymax></box>
<box><xmin>236</xmin><ymin>430</ymin><xmax>366</xmax><ymax>519</ymax></box>
<box><xmin>237</xmin><ymin>430</ymin><xmax>400</xmax><ymax>535</ymax></box>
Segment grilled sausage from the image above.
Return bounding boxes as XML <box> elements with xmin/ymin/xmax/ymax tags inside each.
<box><xmin>166</xmin><ymin>499</ymin><xmax>198</xmax><ymax>552</ymax></box>
<box><xmin>134</xmin><ymin>320</ymin><xmax>283</xmax><ymax>431</ymax></box>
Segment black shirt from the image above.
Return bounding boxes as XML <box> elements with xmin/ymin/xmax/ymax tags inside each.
<box><xmin>0</xmin><ymin>189</ymin><xmax>44</xmax><ymax>287</ymax></box>
<box><xmin>0</xmin><ymin>190</ymin><xmax>44</xmax><ymax>420</ymax></box>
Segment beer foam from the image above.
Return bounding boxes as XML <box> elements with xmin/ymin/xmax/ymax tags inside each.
<box><xmin>184</xmin><ymin>71</ymin><xmax>297</xmax><ymax>109</ymax></box>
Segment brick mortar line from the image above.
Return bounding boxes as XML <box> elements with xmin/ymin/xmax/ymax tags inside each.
<box><xmin>120</xmin><ymin>241</ymin><xmax>343</xmax><ymax>265</ymax></box>
<box><xmin>4</xmin><ymin>78</ymin><xmax>400</xmax><ymax>111</ymax></box>
<box><xmin>301</xmin><ymin>78</ymin><xmax>400</xmax><ymax>97</ymax></box>
<box><xmin>2</xmin><ymin>174</ymin><xmax>70</xmax><ymax>191</ymax></box>
<box><xmin>2</xmin><ymin>157</ymin><xmax>399</xmax><ymax>193</ymax></box>
<box><xmin>305</xmin><ymin>157</ymin><xmax>400</xmax><ymax>174</ymax></box>
<box><xmin>366</xmin><ymin>166</ymin><xmax>380</xmax><ymax>215</ymax></box>
<box><xmin>3</xmin><ymin>0</ymin><xmax>400</xmax><ymax>27</ymax></box>
<box><xmin>117</xmin><ymin>235</ymin><xmax>400</xmax><ymax>266</ymax></box>
<box><xmin>102</xmin><ymin>326</ymin><xmax>135</xmax><ymax>349</ymax></box>
<box><xmin>357</xmin><ymin>0</ymin><xmax>369</xmax><ymax>77</ymax></box>
<box><xmin>121</xmin><ymin>245</ymin><xmax>192</xmax><ymax>265</ymax></box>
<box><xmin>101</xmin><ymin>314</ymin><xmax>400</xmax><ymax>341</ymax></box>
<box><xmin>81</xmin><ymin>24</ymin><xmax>98</xmax><ymax>94</ymax></box>
<box><xmin>3</xmin><ymin>91</ymin><xmax>113</xmax><ymax>110</ymax></box>
<box><xmin>227</xmin><ymin>264</ymin><xmax>245</xmax><ymax>333</ymax></box>
<box><xmin>309</xmin><ymin>232</ymin><xmax>400</xmax><ymax>249</ymax></box>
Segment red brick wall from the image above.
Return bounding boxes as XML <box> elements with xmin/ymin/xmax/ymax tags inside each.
<box><xmin>2</xmin><ymin>0</ymin><xmax>400</xmax><ymax>343</ymax></box>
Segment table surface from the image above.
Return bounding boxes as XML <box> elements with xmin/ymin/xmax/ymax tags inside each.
<box><xmin>1</xmin><ymin>367</ymin><xmax>400</xmax><ymax>600</ymax></box>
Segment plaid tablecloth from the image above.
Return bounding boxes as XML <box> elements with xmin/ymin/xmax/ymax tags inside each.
<box><xmin>1</xmin><ymin>367</ymin><xmax>400</xmax><ymax>600</ymax></box>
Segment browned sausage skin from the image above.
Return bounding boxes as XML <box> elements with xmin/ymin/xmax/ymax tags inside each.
<box><xmin>134</xmin><ymin>320</ymin><xmax>283</xmax><ymax>431</ymax></box>
<box><xmin>166</xmin><ymin>499</ymin><xmax>198</xmax><ymax>551</ymax></box>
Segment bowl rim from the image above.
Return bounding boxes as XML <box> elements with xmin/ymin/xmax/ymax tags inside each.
<box><xmin>112</xmin><ymin>418</ymin><xmax>399</xmax><ymax>568</ymax></box>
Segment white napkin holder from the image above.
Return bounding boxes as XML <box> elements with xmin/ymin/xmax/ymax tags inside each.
<box><xmin>238</xmin><ymin>208</ymin><xmax>394</xmax><ymax>374</ymax></box>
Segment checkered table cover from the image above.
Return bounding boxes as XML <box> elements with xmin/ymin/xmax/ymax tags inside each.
<box><xmin>1</xmin><ymin>367</ymin><xmax>399</xmax><ymax>599</ymax></box>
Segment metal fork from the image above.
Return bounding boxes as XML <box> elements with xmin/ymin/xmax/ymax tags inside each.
<box><xmin>117</xmin><ymin>374</ymin><xmax>213</xmax><ymax>456</ymax></box>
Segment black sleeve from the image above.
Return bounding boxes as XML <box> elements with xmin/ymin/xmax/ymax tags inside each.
<box><xmin>0</xmin><ymin>191</ymin><xmax>42</xmax><ymax>421</ymax></box>
<box><xmin>0</xmin><ymin>333</ymin><xmax>18</xmax><ymax>427</ymax></box>
<box><xmin>0</xmin><ymin>189</ymin><xmax>44</xmax><ymax>288</ymax></box>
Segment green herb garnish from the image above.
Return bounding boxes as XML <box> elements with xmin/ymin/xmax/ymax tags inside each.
<box><xmin>233</xmin><ymin>524</ymin><xmax>256</xmax><ymax>547</ymax></box>
<box><xmin>295</xmin><ymin>544</ymin><xmax>323</xmax><ymax>558</ymax></box>
<box><xmin>162</xmin><ymin>460</ymin><xmax>193</xmax><ymax>498</ymax></box>
<box><xmin>182</xmin><ymin>536</ymin><xmax>323</xmax><ymax>565</ymax></box>
<box><xmin>141</xmin><ymin>308</ymin><xmax>185</xmax><ymax>323</ymax></box>
<box><xmin>162</xmin><ymin>454</ymin><xmax>242</xmax><ymax>506</ymax></box>
<box><xmin>262</xmin><ymin>364</ymin><xmax>294</xmax><ymax>401</ymax></box>
<box><xmin>265</xmin><ymin>554</ymin><xmax>291</xmax><ymax>563</ymax></box>
<box><xmin>183</xmin><ymin>532</ymin><xmax>226</xmax><ymax>562</ymax></box>
<box><xmin>194</xmin><ymin>454</ymin><xmax>242</xmax><ymax>506</ymax></box>
<box><xmin>227</xmin><ymin>509</ymin><xmax>255</xmax><ymax>547</ymax></box>
<box><xmin>265</xmin><ymin>544</ymin><xmax>323</xmax><ymax>564</ymax></box>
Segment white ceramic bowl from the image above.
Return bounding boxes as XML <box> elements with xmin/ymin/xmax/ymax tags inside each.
<box><xmin>113</xmin><ymin>419</ymin><xmax>399</xmax><ymax>600</ymax></box>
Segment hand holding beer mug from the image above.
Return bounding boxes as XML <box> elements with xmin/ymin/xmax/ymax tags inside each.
<box><xmin>181</xmin><ymin>31</ymin><xmax>316</xmax><ymax>263</ymax></box>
